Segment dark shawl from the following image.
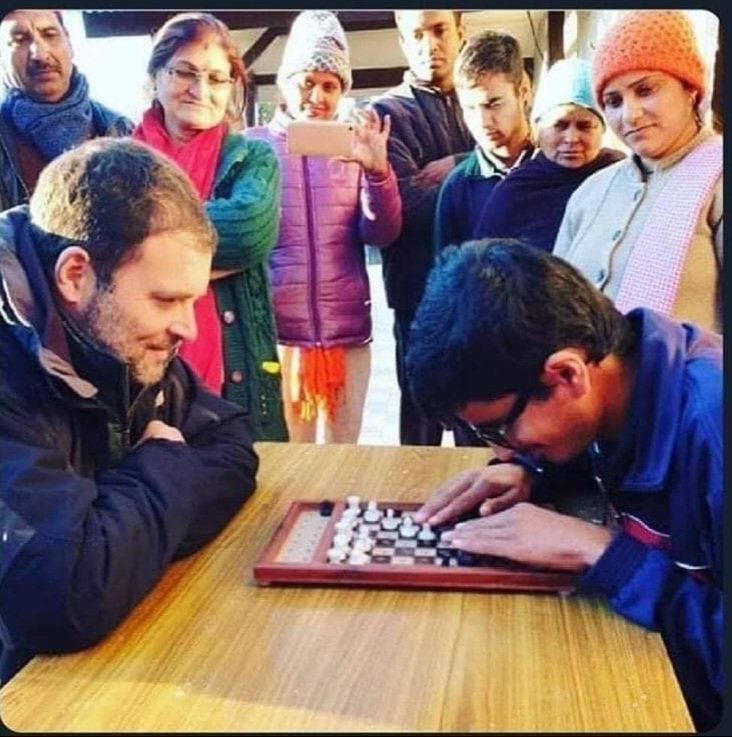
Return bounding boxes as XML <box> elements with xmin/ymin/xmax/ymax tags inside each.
<box><xmin>472</xmin><ymin>148</ymin><xmax>625</xmax><ymax>252</ymax></box>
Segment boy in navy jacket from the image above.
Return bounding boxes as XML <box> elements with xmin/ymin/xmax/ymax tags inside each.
<box><xmin>408</xmin><ymin>240</ymin><xmax>722</xmax><ymax>731</ymax></box>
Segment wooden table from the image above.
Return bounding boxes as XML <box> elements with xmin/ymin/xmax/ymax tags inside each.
<box><xmin>0</xmin><ymin>443</ymin><xmax>693</xmax><ymax>732</ymax></box>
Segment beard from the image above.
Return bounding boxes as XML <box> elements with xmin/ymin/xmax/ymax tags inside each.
<box><xmin>78</xmin><ymin>286</ymin><xmax>176</xmax><ymax>387</ymax></box>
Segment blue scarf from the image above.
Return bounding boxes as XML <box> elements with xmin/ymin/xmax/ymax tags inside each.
<box><xmin>1</xmin><ymin>68</ymin><xmax>93</xmax><ymax>161</ymax></box>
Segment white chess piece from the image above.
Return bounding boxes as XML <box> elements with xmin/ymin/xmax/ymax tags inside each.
<box><xmin>353</xmin><ymin>535</ymin><xmax>374</xmax><ymax>553</ymax></box>
<box><xmin>399</xmin><ymin>516</ymin><xmax>418</xmax><ymax>538</ymax></box>
<box><xmin>333</xmin><ymin>531</ymin><xmax>352</xmax><ymax>548</ymax></box>
<box><xmin>348</xmin><ymin>550</ymin><xmax>370</xmax><ymax>565</ymax></box>
<box><xmin>346</xmin><ymin>495</ymin><xmax>361</xmax><ymax>510</ymax></box>
<box><xmin>381</xmin><ymin>508</ymin><xmax>400</xmax><ymax>531</ymax></box>
<box><xmin>417</xmin><ymin>523</ymin><xmax>436</xmax><ymax>542</ymax></box>
<box><xmin>363</xmin><ymin>500</ymin><xmax>382</xmax><ymax>523</ymax></box>
<box><xmin>327</xmin><ymin>547</ymin><xmax>346</xmax><ymax>563</ymax></box>
<box><xmin>340</xmin><ymin>507</ymin><xmax>359</xmax><ymax>523</ymax></box>
<box><xmin>335</xmin><ymin>518</ymin><xmax>354</xmax><ymax>533</ymax></box>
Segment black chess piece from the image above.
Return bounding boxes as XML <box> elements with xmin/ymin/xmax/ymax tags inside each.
<box><xmin>319</xmin><ymin>500</ymin><xmax>335</xmax><ymax>517</ymax></box>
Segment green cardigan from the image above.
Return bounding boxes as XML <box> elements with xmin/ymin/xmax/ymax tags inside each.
<box><xmin>209</xmin><ymin>132</ymin><xmax>287</xmax><ymax>441</ymax></box>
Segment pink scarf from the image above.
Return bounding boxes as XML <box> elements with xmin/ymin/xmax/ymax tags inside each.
<box><xmin>615</xmin><ymin>136</ymin><xmax>722</xmax><ymax>317</ymax></box>
<box><xmin>133</xmin><ymin>105</ymin><xmax>227</xmax><ymax>394</ymax></box>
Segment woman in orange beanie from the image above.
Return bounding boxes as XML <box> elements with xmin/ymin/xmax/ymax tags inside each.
<box><xmin>554</xmin><ymin>10</ymin><xmax>722</xmax><ymax>334</ymax></box>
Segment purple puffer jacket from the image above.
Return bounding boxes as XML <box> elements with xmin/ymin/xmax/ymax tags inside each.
<box><xmin>245</xmin><ymin>110</ymin><xmax>402</xmax><ymax>347</ymax></box>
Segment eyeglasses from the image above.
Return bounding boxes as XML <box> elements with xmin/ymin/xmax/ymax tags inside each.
<box><xmin>462</xmin><ymin>391</ymin><xmax>532</xmax><ymax>450</ymax></box>
<box><xmin>164</xmin><ymin>66</ymin><xmax>233</xmax><ymax>90</ymax></box>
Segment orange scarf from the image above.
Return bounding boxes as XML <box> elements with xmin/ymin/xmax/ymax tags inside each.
<box><xmin>290</xmin><ymin>346</ymin><xmax>346</xmax><ymax>422</ymax></box>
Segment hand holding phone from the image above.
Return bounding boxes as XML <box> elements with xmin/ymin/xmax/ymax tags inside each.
<box><xmin>348</xmin><ymin>108</ymin><xmax>391</xmax><ymax>178</ymax></box>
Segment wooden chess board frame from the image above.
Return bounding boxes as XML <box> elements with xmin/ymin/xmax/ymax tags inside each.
<box><xmin>253</xmin><ymin>500</ymin><xmax>579</xmax><ymax>593</ymax></box>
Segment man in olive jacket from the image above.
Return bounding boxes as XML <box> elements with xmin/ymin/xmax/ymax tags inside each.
<box><xmin>0</xmin><ymin>138</ymin><xmax>258</xmax><ymax>684</ymax></box>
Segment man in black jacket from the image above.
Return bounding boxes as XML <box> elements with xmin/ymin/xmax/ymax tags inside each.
<box><xmin>371</xmin><ymin>10</ymin><xmax>473</xmax><ymax>446</ymax></box>
<box><xmin>0</xmin><ymin>9</ymin><xmax>132</xmax><ymax>210</ymax></box>
<box><xmin>0</xmin><ymin>138</ymin><xmax>259</xmax><ymax>684</ymax></box>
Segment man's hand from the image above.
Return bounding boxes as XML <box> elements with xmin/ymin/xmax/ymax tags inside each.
<box><xmin>413</xmin><ymin>463</ymin><xmax>533</xmax><ymax>526</ymax></box>
<box><xmin>137</xmin><ymin>420</ymin><xmax>186</xmax><ymax>446</ymax></box>
<box><xmin>441</xmin><ymin>502</ymin><xmax>614</xmax><ymax>572</ymax></box>
<box><xmin>412</xmin><ymin>154</ymin><xmax>458</xmax><ymax>188</ymax></box>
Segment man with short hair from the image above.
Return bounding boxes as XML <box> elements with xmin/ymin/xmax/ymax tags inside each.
<box><xmin>371</xmin><ymin>10</ymin><xmax>474</xmax><ymax>446</ymax></box>
<box><xmin>0</xmin><ymin>9</ymin><xmax>132</xmax><ymax>210</ymax></box>
<box><xmin>0</xmin><ymin>138</ymin><xmax>259</xmax><ymax>684</ymax></box>
<box><xmin>434</xmin><ymin>30</ymin><xmax>533</xmax><ymax>252</ymax></box>
<box><xmin>408</xmin><ymin>240</ymin><xmax>722</xmax><ymax>731</ymax></box>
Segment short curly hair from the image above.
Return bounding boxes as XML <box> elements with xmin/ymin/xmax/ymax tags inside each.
<box><xmin>29</xmin><ymin>137</ymin><xmax>216</xmax><ymax>287</ymax></box>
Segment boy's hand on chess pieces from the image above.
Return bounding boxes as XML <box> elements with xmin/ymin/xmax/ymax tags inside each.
<box><xmin>342</xmin><ymin>108</ymin><xmax>391</xmax><ymax>178</ymax></box>
<box><xmin>414</xmin><ymin>463</ymin><xmax>533</xmax><ymax>527</ymax></box>
<box><xmin>441</xmin><ymin>503</ymin><xmax>614</xmax><ymax>572</ymax></box>
<box><xmin>136</xmin><ymin>420</ymin><xmax>186</xmax><ymax>446</ymax></box>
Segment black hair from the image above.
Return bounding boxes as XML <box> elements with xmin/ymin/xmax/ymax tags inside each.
<box><xmin>455</xmin><ymin>29</ymin><xmax>524</xmax><ymax>89</ymax></box>
<box><xmin>406</xmin><ymin>239</ymin><xmax>635</xmax><ymax>423</ymax></box>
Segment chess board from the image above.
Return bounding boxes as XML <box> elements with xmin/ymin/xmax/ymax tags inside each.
<box><xmin>253</xmin><ymin>499</ymin><xmax>579</xmax><ymax>593</ymax></box>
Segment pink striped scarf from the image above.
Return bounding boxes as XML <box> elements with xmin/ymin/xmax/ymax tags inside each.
<box><xmin>615</xmin><ymin>136</ymin><xmax>722</xmax><ymax>315</ymax></box>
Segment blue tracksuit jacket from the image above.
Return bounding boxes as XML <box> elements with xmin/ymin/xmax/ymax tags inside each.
<box><xmin>576</xmin><ymin>308</ymin><xmax>722</xmax><ymax>730</ymax></box>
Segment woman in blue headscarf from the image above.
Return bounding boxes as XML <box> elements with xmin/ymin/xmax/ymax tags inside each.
<box><xmin>472</xmin><ymin>57</ymin><xmax>623</xmax><ymax>253</ymax></box>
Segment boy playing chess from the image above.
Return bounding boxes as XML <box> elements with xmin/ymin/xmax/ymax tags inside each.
<box><xmin>407</xmin><ymin>239</ymin><xmax>722</xmax><ymax>732</ymax></box>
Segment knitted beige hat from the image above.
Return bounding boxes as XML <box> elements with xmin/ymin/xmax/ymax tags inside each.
<box><xmin>592</xmin><ymin>10</ymin><xmax>706</xmax><ymax>103</ymax></box>
<box><xmin>276</xmin><ymin>10</ymin><xmax>352</xmax><ymax>93</ymax></box>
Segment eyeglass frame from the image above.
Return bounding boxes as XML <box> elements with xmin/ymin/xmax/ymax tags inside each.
<box><xmin>163</xmin><ymin>65</ymin><xmax>234</xmax><ymax>90</ymax></box>
<box><xmin>460</xmin><ymin>390</ymin><xmax>533</xmax><ymax>450</ymax></box>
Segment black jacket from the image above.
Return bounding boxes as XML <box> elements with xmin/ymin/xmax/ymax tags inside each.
<box><xmin>371</xmin><ymin>77</ymin><xmax>473</xmax><ymax>313</ymax></box>
<box><xmin>0</xmin><ymin>207</ymin><xmax>258</xmax><ymax>683</ymax></box>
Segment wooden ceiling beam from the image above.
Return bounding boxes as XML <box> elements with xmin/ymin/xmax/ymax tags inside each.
<box><xmin>82</xmin><ymin>10</ymin><xmax>399</xmax><ymax>38</ymax></box>
<box><xmin>242</xmin><ymin>27</ymin><xmax>281</xmax><ymax>69</ymax></box>
<box><xmin>253</xmin><ymin>66</ymin><xmax>407</xmax><ymax>91</ymax></box>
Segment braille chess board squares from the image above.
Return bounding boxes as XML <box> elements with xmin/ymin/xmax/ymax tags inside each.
<box><xmin>355</xmin><ymin>539</ymin><xmax>440</xmax><ymax>567</ymax></box>
<box><xmin>253</xmin><ymin>500</ymin><xmax>580</xmax><ymax>593</ymax></box>
<box><xmin>375</xmin><ymin>530</ymin><xmax>399</xmax><ymax>542</ymax></box>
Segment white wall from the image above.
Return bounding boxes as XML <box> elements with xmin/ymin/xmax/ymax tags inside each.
<box><xmin>62</xmin><ymin>10</ymin><xmax>151</xmax><ymax>122</ymax></box>
<box><xmin>243</xmin><ymin>10</ymin><xmax>544</xmax><ymax>104</ymax></box>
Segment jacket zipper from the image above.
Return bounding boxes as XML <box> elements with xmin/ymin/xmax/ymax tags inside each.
<box><xmin>302</xmin><ymin>157</ymin><xmax>322</xmax><ymax>345</ymax></box>
<box><xmin>588</xmin><ymin>441</ymin><xmax>622</xmax><ymax>529</ymax></box>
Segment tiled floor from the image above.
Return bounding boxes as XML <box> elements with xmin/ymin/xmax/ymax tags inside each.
<box><xmin>358</xmin><ymin>263</ymin><xmax>400</xmax><ymax>446</ymax></box>
<box><xmin>357</xmin><ymin>264</ymin><xmax>453</xmax><ymax>447</ymax></box>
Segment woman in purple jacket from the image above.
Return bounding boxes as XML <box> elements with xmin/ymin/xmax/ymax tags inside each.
<box><xmin>246</xmin><ymin>11</ymin><xmax>402</xmax><ymax>443</ymax></box>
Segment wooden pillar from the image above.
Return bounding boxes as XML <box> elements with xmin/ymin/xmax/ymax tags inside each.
<box><xmin>245</xmin><ymin>73</ymin><xmax>258</xmax><ymax>128</ymax></box>
<box><xmin>547</xmin><ymin>11</ymin><xmax>565</xmax><ymax>65</ymax></box>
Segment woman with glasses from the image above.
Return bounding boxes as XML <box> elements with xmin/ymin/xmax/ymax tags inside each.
<box><xmin>133</xmin><ymin>12</ymin><xmax>287</xmax><ymax>441</ymax></box>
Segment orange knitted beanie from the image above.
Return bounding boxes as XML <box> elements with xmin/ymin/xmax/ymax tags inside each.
<box><xmin>592</xmin><ymin>10</ymin><xmax>706</xmax><ymax>103</ymax></box>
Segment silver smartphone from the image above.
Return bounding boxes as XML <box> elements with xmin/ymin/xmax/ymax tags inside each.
<box><xmin>286</xmin><ymin>120</ymin><xmax>355</xmax><ymax>157</ymax></box>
